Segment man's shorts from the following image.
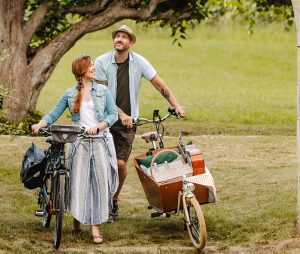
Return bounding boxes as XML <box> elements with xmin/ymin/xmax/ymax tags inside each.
<box><xmin>110</xmin><ymin>122</ymin><xmax>136</xmax><ymax>162</ymax></box>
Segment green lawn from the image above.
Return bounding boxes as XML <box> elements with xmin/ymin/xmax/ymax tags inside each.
<box><xmin>37</xmin><ymin>21</ymin><xmax>297</xmax><ymax>135</ymax></box>
<box><xmin>0</xmin><ymin>134</ymin><xmax>296</xmax><ymax>253</ymax></box>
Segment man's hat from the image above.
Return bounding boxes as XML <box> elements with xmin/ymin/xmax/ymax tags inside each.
<box><xmin>112</xmin><ymin>25</ymin><xmax>136</xmax><ymax>43</ymax></box>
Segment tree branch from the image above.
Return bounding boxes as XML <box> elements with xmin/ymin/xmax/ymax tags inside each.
<box><xmin>23</xmin><ymin>1</ymin><xmax>48</xmax><ymax>45</ymax></box>
<box><xmin>26</xmin><ymin>0</ymin><xmax>194</xmax><ymax>90</ymax></box>
<box><xmin>64</xmin><ymin>0</ymin><xmax>111</xmax><ymax>15</ymax></box>
<box><xmin>27</xmin><ymin>11</ymin><xmax>117</xmax><ymax>90</ymax></box>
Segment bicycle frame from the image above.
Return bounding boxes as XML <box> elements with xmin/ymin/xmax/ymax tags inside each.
<box><xmin>46</xmin><ymin>142</ymin><xmax>68</xmax><ymax>211</ymax></box>
<box><xmin>37</xmin><ymin>143</ymin><xmax>66</xmax><ymax>214</ymax></box>
<box><xmin>35</xmin><ymin>124</ymin><xmax>85</xmax><ymax>249</ymax></box>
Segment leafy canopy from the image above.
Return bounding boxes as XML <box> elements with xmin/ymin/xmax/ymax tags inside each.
<box><xmin>23</xmin><ymin>0</ymin><xmax>293</xmax><ymax>49</ymax></box>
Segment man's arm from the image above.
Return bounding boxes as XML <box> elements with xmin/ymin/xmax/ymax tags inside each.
<box><xmin>117</xmin><ymin>107</ymin><xmax>133</xmax><ymax>128</ymax></box>
<box><xmin>150</xmin><ymin>75</ymin><xmax>186</xmax><ymax>117</ymax></box>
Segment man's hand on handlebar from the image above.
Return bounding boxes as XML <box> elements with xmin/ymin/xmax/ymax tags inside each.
<box><xmin>175</xmin><ymin>106</ymin><xmax>186</xmax><ymax>118</ymax></box>
<box><xmin>120</xmin><ymin>112</ymin><xmax>133</xmax><ymax>128</ymax></box>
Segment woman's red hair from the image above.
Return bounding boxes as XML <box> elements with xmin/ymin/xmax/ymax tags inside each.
<box><xmin>72</xmin><ymin>55</ymin><xmax>92</xmax><ymax>113</ymax></box>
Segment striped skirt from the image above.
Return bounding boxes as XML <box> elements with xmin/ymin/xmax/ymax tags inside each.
<box><xmin>68</xmin><ymin>135</ymin><xmax>118</xmax><ymax>225</ymax></box>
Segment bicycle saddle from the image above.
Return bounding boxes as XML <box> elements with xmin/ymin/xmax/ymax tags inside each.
<box><xmin>141</xmin><ymin>131</ymin><xmax>157</xmax><ymax>142</ymax></box>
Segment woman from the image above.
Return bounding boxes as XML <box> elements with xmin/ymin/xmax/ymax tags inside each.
<box><xmin>32</xmin><ymin>55</ymin><xmax>118</xmax><ymax>244</ymax></box>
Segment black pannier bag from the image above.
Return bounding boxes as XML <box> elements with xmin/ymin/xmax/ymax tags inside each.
<box><xmin>20</xmin><ymin>143</ymin><xmax>47</xmax><ymax>189</ymax></box>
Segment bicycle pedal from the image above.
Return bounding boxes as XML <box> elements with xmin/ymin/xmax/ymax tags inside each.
<box><xmin>35</xmin><ymin>210</ymin><xmax>45</xmax><ymax>217</ymax></box>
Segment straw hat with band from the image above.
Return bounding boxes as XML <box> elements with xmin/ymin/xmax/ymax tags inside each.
<box><xmin>112</xmin><ymin>25</ymin><xmax>136</xmax><ymax>44</ymax></box>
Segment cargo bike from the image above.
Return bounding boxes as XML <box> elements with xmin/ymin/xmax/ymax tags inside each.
<box><xmin>133</xmin><ymin>108</ymin><xmax>217</xmax><ymax>250</ymax></box>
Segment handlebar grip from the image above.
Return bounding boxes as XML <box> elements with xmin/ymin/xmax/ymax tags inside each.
<box><xmin>132</xmin><ymin>117</ymin><xmax>138</xmax><ymax>125</ymax></box>
<box><xmin>168</xmin><ymin>107</ymin><xmax>179</xmax><ymax>118</ymax></box>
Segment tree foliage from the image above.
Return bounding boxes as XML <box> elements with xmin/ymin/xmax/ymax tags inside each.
<box><xmin>206</xmin><ymin>0</ymin><xmax>293</xmax><ymax>32</ymax></box>
<box><xmin>24</xmin><ymin>0</ymin><xmax>209</xmax><ymax>51</ymax></box>
<box><xmin>23</xmin><ymin>0</ymin><xmax>294</xmax><ymax>52</ymax></box>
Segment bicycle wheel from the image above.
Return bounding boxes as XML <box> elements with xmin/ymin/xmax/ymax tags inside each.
<box><xmin>53</xmin><ymin>173</ymin><xmax>65</xmax><ymax>249</ymax></box>
<box><xmin>41</xmin><ymin>178</ymin><xmax>52</xmax><ymax>228</ymax></box>
<box><xmin>183</xmin><ymin>195</ymin><xmax>207</xmax><ymax>249</ymax></box>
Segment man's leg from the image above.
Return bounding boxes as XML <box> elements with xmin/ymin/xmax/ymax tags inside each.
<box><xmin>109</xmin><ymin>124</ymin><xmax>136</xmax><ymax>219</ymax></box>
<box><xmin>113</xmin><ymin>159</ymin><xmax>127</xmax><ymax>200</ymax></box>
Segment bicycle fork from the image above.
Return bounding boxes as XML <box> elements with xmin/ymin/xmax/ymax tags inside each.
<box><xmin>177</xmin><ymin>176</ymin><xmax>196</xmax><ymax>226</ymax></box>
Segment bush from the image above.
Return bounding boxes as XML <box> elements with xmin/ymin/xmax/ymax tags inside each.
<box><xmin>0</xmin><ymin>111</ymin><xmax>43</xmax><ymax>136</ymax></box>
<box><xmin>0</xmin><ymin>84</ymin><xmax>8</xmax><ymax>120</ymax></box>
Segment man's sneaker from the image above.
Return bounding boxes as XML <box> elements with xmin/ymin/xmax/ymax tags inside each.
<box><xmin>109</xmin><ymin>200</ymin><xmax>119</xmax><ymax>219</ymax></box>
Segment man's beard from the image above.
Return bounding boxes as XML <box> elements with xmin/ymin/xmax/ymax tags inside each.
<box><xmin>114</xmin><ymin>43</ymin><xmax>128</xmax><ymax>52</ymax></box>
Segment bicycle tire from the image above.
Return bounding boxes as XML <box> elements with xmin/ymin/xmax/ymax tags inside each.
<box><xmin>183</xmin><ymin>195</ymin><xmax>207</xmax><ymax>249</ymax></box>
<box><xmin>53</xmin><ymin>173</ymin><xmax>65</xmax><ymax>249</ymax></box>
<box><xmin>41</xmin><ymin>178</ymin><xmax>52</xmax><ymax>228</ymax></box>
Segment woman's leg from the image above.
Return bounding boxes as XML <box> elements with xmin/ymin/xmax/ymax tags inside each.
<box><xmin>91</xmin><ymin>225</ymin><xmax>103</xmax><ymax>244</ymax></box>
<box><xmin>73</xmin><ymin>218</ymin><xmax>81</xmax><ymax>233</ymax></box>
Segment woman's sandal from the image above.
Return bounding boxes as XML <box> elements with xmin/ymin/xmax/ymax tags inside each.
<box><xmin>92</xmin><ymin>235</ymin><xmax>104</xmax><ymax>244</ymax></box>
<box><xmin>91</xmin><ymin>225</ymin><xmax>104</xmax><ymax>244</ymax></box>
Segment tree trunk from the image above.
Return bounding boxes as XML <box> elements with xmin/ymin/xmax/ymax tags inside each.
<box><xmin>0</xmin><ymin>0</ymin><xmax>31</xmax><ymax>122</ymax></box>
<box><xmin>0</xmin><ymin>53</ymin><xmax>32</xmax><ymax>122</ymax></box>
<box><xmin>291</xmin><ymin>0</ymin><xmax>300</xmax><ymax>234</ymax></box>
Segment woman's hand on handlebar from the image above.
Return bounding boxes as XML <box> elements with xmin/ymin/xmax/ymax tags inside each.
<box><xmin>31</xmin><ymin>120</ymin><xmax>47</xmax><ymax>133</ymax></box>
<box><xmin>86</xmin><ymin>121</ymin><xmax>109</xmax><ymax>135</ymax></box>
<box><xmin>86</xmin><ymin>126</ymin><xmax>99</xmax><ymax>136</ymax></box>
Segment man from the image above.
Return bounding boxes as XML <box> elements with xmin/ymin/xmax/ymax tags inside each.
<box><xmin>94</xmin><ymin>25</ymin><xmax>186</xmax><ymax>219</ymax></box>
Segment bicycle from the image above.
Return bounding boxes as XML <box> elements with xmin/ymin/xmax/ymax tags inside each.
<box><xmin>133</xmin><ymin>107</ymin><xmax>216</xmax><ymax>250</ymax></box>
<box><xmin>34</xmin><ymin>124</ymin><xmax>85</xmax><ymax>249</ymax></box>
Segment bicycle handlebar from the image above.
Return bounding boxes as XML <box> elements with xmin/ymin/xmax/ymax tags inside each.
<box><xmin>133</xmin><ymin>107</ymin><xmax>179</xmax><ymax>126</ymax></box>
<box><xmin>37</xmin><ymin>125</ymin><xmax>87</xmax><ymax>137</ymax></box>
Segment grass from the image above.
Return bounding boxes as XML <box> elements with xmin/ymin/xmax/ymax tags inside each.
<box><xmin>1</xmin><ymin>21</ymin><xmax>298</xmax><ymax>253</ymax></box>
<box><xmin>0</xmin><ymin>133</ymin><xmax>297</xmax><ymax>253</ymax></box>
<box><xmin>36</xmin><ymin>21</ymin><xmax>297</xmax><ymax>135</ymax></box>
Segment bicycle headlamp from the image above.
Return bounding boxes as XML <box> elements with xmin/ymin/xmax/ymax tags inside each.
<box><xmin>186</xmin><ymin>182</ymin><xmax>195</xmax><ymax>192</ymax></box>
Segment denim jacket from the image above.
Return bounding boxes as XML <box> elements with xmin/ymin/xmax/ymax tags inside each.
<box><xmin>42</xmin><ymin>81</ymin><xmax>118</xmax><ymax>127</ymax></box>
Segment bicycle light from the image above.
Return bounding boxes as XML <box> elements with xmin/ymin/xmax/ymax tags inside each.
<box><xmin>186</xmin><ymin>182</ymin><xmax>195</xmax><ymax>192</ymax></box>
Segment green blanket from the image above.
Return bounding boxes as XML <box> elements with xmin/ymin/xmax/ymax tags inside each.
<box><xmin>136</xmin><ymin>149</ymin><xmax>180</xmax><ymax>168</ymax></box>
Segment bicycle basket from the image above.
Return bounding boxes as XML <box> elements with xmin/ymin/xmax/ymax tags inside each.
<box><xmin>20</xmin><ymin>143</ymin><xmax>47</xmax><ymax>189</ymax></box>
<box><xmin>49</xmin><ymin>124</ymin><xmax>82</xmax><ymax>143</ymax></box>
